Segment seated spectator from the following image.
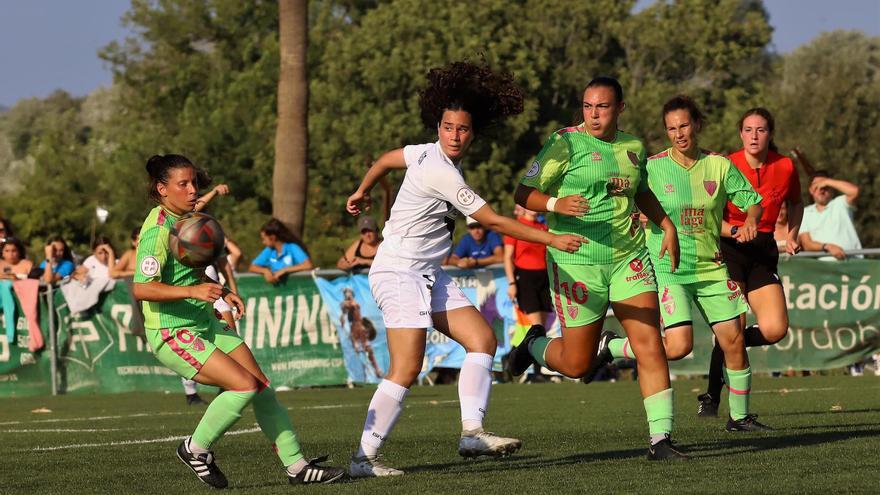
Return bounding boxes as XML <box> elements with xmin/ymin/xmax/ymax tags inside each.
<box><xmin>446</xmin><ymin>216</ymin><xmax>503</xmax><ymax>268</ymax></box>
<box><xmin>0</xmin><ymin>217</ymin><xmax>14</xmax><ymax>242</ymax></box>
<box><xmin>798</xmin><ymin>171</ymin><xmax>861</xmax><ymax>260</ymax></box>
<box><xmin>39</xmin><ymin>236</ymin><xmax>75</xmax><ymax>283</ymax></box>
<box><xmin>248</xmin><ymin>218</ymin><xmax>313</xmax><ymax>283</ymax></box>
<box><xmin>337</xmin><ymin>216</ymin><xmax>381</xmax><ymax>271</ymax></box>
<box><xmin>110</xmin><ymin>227</ymin><xmax>140</xmax><ymax>279</ymax></box>
<box><xmin>75</xmin><ymin>236</ymin><xmax>115</xmax><ymax>281</ymax></box>
<box><xmin>0</xmin><ymin>238</ymin><xmax>33</xmax><ymax>280</ymax></box>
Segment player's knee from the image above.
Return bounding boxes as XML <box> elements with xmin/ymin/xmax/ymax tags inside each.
<box><xmin>560</xmin><ymin>357</ymin><xmax>591</xmax><ymax>378</ymax></box>
<box><xmin>665</xmin><ymin>341</ymin><xmax>692</xmax><ymax>361</ymax></box>
<box><xmin>758</xmin><ymin>318</ymin><xmax>788</xmax><ymax>344</ymax></box>
<box><xmin>387</xmin><ymin>363</ymin><xmax>421</xmax><ymax>386</ymax></box>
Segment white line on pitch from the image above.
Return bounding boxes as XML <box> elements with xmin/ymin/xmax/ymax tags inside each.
<box><xmin>2</xmin><ymin>428</ymin><xmax>124</xmax><ymax>433</ymax></box>
<box><xmin>27</xmin><ymin>426</ymin><xmax>261</xmax><ymax>452</ymax></box>
<box><xmin>752</xmin><ymin>387</ymin><xmax>839</xmax><ymax>394</ymax></box>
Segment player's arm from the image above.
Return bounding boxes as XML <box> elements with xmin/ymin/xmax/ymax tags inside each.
<box><xmin>469</xmin><ymin>205</ymin><xmax>583</xmax><ymax>253</ymax></box>
<box><xmin>784</xmin><ymin>200</ymin><xmax>804</xmax><ymax>254</ymax></box>
<box><xmin>514</xmin><ymin>133</ymin><xmax>588</xmax><ymax>216</ymax></box>
<box><xmin>476</xmin><ymin>245</ymin><xmax>504</xmax><ymax>267</ymax></box>
<box><xmin>194</xmin><ymin>184</ymin><xmax>230</xmax><ymax>212</ymax></box>
<box><xmin>503</xmin><ymin>243</ymin><xmax>517</xmax><ymax>304</ymax></box>
<box><xmin>347</xmin><ymin>149</ymin><xmax>407</xmax><ymax>215</ymax></box>
<box><xmin>336</xmin><ymin>241</ymin><xmax>359</xmax><ymax>270</ymax></box>
<box><xmin>814</xmin><ymin>177</ymin><xmax>859</xmax><ymax>205</ymax></box>
<box><xmin>634</xmin><ymin>190</ymin><xmax>679</xmax><ymax>272</ymax></box>
<box><xmin>724</xmin><ymin>162</ymin><xmax>763</xmax><ymax>243</ymax></box>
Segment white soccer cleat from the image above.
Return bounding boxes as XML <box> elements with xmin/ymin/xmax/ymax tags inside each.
<box><xmin>458</xmin><ymin>429</ymin><xmax>523</xmax><ymax>458</ymax></box>
<box><xmin>349</xmin><ymin>454</ymin><xmax>404</xmax><ymax>478</ymax></box>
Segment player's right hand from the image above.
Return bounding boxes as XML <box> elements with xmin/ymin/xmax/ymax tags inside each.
<box><xmin>346</xmin><ymin>190</ymin><xmax>372</xmax><ymax>215</ymax></box>
<box><xmin>190</xmin><ymin>283</ymin><xmax>224</xmax><ymax>303</ymax></box>
<box><xmin>507</xmin><ymin>284</ymin><xmax>518</xmax><ymax>306</ymax></box>
<box><xmin>551</xmin><ymin>234</ymin><xmax>587</xmax><ymax>253</ymax></box>
<box><xmin>554</xmin><ymin>195</ymin><xmax>590</xmax><ymax>217</ymax></box>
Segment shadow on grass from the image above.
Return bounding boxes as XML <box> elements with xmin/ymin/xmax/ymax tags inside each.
<box><xmin>772</xmin><ymin>407</ymin><xmax>880</xmax><ymax>417</ymax></box>
<box><xmin>683</xmin><ymin>425</ymin><xmax>880</xmax><ymax>457</ymax></box>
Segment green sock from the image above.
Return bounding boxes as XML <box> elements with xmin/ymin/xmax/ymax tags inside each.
<box><xmin>252</xmin><ymin>387</ymin><xmax>305</xmax><ymax>467</ymax></box>
<box><xmin>192</xmin><ymin>389</ymin><xmax>256</xmax><ymax>450</ymax></box>
<box><xmin>528</xmin><ymin>337</ymin><xmax>552</xmax><ymax>368</ymax></box>
<box><xmin>723</xmin><ymin>367</ymin><xmax>752</xmax><ymax>420</ymax></box>
<box><xmin>643</xmin><ymin>388</ymin><xmax>674</xmax><ymax>437</ymax></box>
<box><xmin>608</xmin><ymin>337</ymin><xmax>631</xmax><ymax>360</ymax></box>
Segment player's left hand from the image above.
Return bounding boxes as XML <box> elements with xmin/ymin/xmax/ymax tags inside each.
<box><xmin>346</xmin><ymin>190</ymin><xmax>372</xmax><ymax>215</ymax></box>
<box><xmin>659</xmin><ymin>226</ymin><xmax>680</xmax><ymax>273</ymax></box>
<box><xmin>785</xmin><ymin>236</ymin><xmax>801</xmax><ymax>255</ymax></box>
<box><xmin>734</xmin><ymin>219</ymin><xmax>758</xmax><ymax>243</ymax></box>
<box><xmin>224</xmin><ymin>292</ymin><xmax>246</xmax><ymax>319</ymax></box>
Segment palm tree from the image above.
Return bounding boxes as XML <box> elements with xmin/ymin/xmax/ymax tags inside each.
<box><xmin>273</xmin><ymin>0</ymin><xmax>308</xmax><ymax>236</ymax></box>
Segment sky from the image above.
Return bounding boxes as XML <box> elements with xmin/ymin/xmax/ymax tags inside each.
<box><xmin>0</xmin><ymin>0</ymin><xmax>878</xmax><ymax>107</ymax></box>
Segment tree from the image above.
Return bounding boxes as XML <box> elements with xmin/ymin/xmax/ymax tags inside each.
<box><xmin>273</xmin><ymin>0</ymin><xmax>309</xmax><ymax>236</ymax></box>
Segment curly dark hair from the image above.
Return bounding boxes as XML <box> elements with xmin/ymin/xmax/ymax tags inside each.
<box><xmin>419</xmin><ymin>61</ymin><xmax>524</xmax><ymax>132</ymax></box>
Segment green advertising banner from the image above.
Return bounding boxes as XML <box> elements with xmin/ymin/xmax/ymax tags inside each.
<box><xmin>1</xmin><ymin>257</ymin><xmax>878</xmax><ymax>396</ymax></box>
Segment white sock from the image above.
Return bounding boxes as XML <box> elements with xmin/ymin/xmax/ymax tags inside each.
<box><xmin>356</xmin><ymin>379</ymin><xmax>409</xmax><ymax>457</ymax></box>
<box><xmin>188</xmin><ymin>437</ymin><xmax>209</xmax><ymax>455</ymax></box>
<box><xmin>286</xmin><ymin>459</ymin><xmax>309</xmax><ymax>475</ymax></box>
<box><xmin>459</xmin><ymin>352</ymin><xmax>493</xmax><ymax>433</ymax></box>
<box><xmin>182</xmin><ymin>378</ymin><xmax>198</xmax><ymax>395</ymax></box>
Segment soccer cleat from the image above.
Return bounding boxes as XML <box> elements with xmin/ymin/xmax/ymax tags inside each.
<box><xmin>176</xmin><ymin>437</ymin><xmax>228</xmax><ymax>489</ymax></box>
<box><xmin>505</xmin><ymin>325</ymin><xmax>547</xmax><ymax>377</ymax></box>
<box><xmin>726</xmin><ymin>414</ymin><xmax>774</xmax><ymax>432</ymax></box>
<box><xmin>458</xmin><ymin>429</ymin><xmax>522</xmax><ymax>458</ymax></box>
<box><xmin>288</xmin><ymin>455</ymin><xmax>345</xmax><ymax>485</ymax></box>
<box><xmin>186</xmin><ymin>393</ymin><xmax>208</xmax><ymax>406</ymax></box>
<box><xmin>582</xmin><ymin>330</ymin><xmax>619</xmax><ymax>384</ymax></box>
<box><xmin>696</xmin><ymin>393</ymin><xmax>719</xmax><ymax>418</ymax></box>
<box><xmin>349</xmin><ymin>454</ymin><xmax>404</xmax><ymax>478</ymax></box>
<box><xmin>647</xmin><ymin>437</ymin><xmax>690</xmax><ymax>461</ymax></box>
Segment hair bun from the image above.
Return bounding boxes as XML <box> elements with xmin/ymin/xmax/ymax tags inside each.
<box><xmin>145</xmin><ymin>155</ymin><xmax>164</xmax><ymax>177</ymax></box>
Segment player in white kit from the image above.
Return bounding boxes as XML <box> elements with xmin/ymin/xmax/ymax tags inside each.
<box><xmin>345</xmin><ymin>61</ymin><xmax>584</xmax><ymax>478</ymax></box>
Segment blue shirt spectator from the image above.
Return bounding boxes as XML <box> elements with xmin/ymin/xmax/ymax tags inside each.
<box><xmin>447</xmin><ymin>216</ymin><xmax>504</xmax><ymax>268</ymax></box>
<box><xmin>248</xmin><ymin>218</ymin><xmax>314</xmax><ymax>284</ymax></box>
<box><xmin>252</xmin><ymin>243</ymin><xmax>309</xmax><ymax>273</ymax></box>
<box><xmin>38</xmin><ymin>259</ymin><xmax>75</xmax><ymax>278</ymax></box>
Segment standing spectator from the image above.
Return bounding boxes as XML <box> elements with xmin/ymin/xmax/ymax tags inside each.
<box><xmin>503</xmin><ymin>206</ymin><xmax>552</xmax><ymax>327</ymax></box>
<box><xmin>110</xmin><ymin>227</ymin><xmax>141</xmax><ymax>279</ymax></box>
<box><xmin>337</xmin><ymin>216</ymin><xmax>382</xmax><ymax>271</ymax></box>
<box><xmin>39</xmin><ymin>237</ymin><xmax>75</xmax><ymax>283</ymax></box>
<box><xmin>0</xmin><ymin>238</ymin><xmax>33</xmax><ymax>280</ymax></box>
<box><xmin>446</xmin><ymin>216</ymin><xmax>503</xmax><ymax>268</ymax></box>
<box><xmin>248</xmin><ymin>218</ymin><xmax>313</xmax><ymax>283</ymax></box>
<box><xmin>798</xmin><ymin>171</ymin><xmax>861</xmax><ymax>260</ymax></box>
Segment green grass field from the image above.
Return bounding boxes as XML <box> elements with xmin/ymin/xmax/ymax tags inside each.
<box><xmin>2</xmin><ymin>376</ymin><xmax>879</xmax><ymax>494</ymax></box>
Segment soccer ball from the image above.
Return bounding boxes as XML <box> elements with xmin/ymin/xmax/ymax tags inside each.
<box><xmin>169</xmin><ymin>212</ymin><xmax>226</xmax><ymax>268</ymax></box>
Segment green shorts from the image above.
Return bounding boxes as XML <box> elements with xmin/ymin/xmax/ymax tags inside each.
<box><xmin>146</xmin><ymin>317</ymin><xmax>245</xmax><ymax>379</ymax></box>
<box><xmin>549</xmin><ymin>248</ymin><xmax>657</xmax><ymax>327</ymax></box>
<box><xmin>657</xmin><ymin>278</ymin><xmax>747</xmax><ymax>329</ymax></box>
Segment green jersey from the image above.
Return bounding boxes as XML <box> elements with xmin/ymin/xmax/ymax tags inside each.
<box><xmin>646</xmin><ymin>148</ymin><xmax>761</xmax><ymax>285</ymax></box>
<box><xmin>134</xmin><ymin>206</ymin><xmax>211</xmax><ymax>329</ymax></box>
<box><xmin>521</xmin><ymin>125</ymin><xmax>648</xmax><ymax>265</ymax></box>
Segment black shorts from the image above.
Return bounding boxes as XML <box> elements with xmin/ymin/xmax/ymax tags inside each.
<box><xmin>514</xmin><ymin>268</ymin><xmax>552</xmax><ymax>314</ymax></box>
<box><xmin>720</xmin><ymin>232</ymin><xmax>781</xmax><ymax>293</ymax></box>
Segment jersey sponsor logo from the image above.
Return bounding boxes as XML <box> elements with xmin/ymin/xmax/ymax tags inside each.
<box><xmin>607</xmin><ymin>177</ymin><xmax>630</xmax><ymax>195</ymax></box>
<box><xmin>680</xmin><ymin>207</ymin><xmax>705</xmax><ymax>233</ymax></box>
<box><xmin>703</xmin><ymin>180</ymin><xmax>717</xmax><ymax>196</ymax></box>
<box><xmin>726</xmin><ymin>280</ymin><xmax>742</xmax><ymax>301</ymax></box>
<box><xmin>664</xmin><ymin>184</ymin><xmax>675</xmax><ymax>193</ymax></box>
<box><xmin>629</xmin><ymin>259</ymin><xmax>643</xmax><ymax>272</ymax></box>
<box><xmin>456</xmin><ymin>187</ymin><xmax>476</xmax><ymax>207</ymax></box>
<box><xmin>140</xmin><ymin>256</ymin><xmax>160</xmax><ymax>277</ymax></box>
<box><xmin>525</xmin><ymin>160</ymin><xmax>540</xmax><ymax>178</ymax></box>
<box><xmin>591</xmin><ymin>151</ymin><xmax>602</xmax><ymax>162</ymax></box>
<box><xmin>627</xmin><ymin>150</ymin><xmax>640</xmax><ymax>167</ymax></box>
<box><xmin>626</xmin><ymin>259</ymin><xmax>650</xmax><ymax>282</ymax></box>
<box><xmin>727</xmin><ymin>280</ymin><xmax>738</xmax><ymax>291</ymax></box>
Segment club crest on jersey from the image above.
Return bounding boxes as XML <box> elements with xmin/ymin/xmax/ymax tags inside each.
<box><xmin>140</xmin><ymin>256</ymin><xmax>160</xmax><ymax>277</ymax></box>
<box><xmin>456</xmin><ymin>187</ymin><xmax>476</xmax><ymax>206</ymax></box>
<box><xmin>567</xmin><ymin>305</ymin><xmax>579</xmax><ymax>319</ymax></box>
<box><xmin>591</xmin><ymin>151</ymin><xmax>602</xmax><ymax>161</ymax></box>
<box><xmin>703</xmin><ymin>180</ymin><xmax>717</xmax><ymax>196</ymax></box>
<box><xmin>525</xmin><ymin>160</ymin><xmax>540</xmax><ymax>178</ymax></box>
<box><xmin>627</xmin><ymin>150</ymin><xmax>640</xmax><ymax>167</ymax></box>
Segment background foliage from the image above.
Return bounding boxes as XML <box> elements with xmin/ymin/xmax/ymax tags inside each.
<box><xmin>1</xmin><ymin>0</ymin><xmax>877</xmax><ymax>266</ymax></box>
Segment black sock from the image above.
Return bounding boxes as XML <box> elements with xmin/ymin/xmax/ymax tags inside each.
<box><xmin>743</xmin><ymin>325</ymin><xmax>765</xmax><ymax>347</ymax></box>
<box><xmin>706</xmin><ymin>341</ymin><xmax>724</xmax><ymax>402</ymax></box>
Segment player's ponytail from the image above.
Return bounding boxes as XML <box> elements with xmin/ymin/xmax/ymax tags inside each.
<box><xmin>145</xmin><ymin>154</ymin><xmax>194</xmax><ymax>202</ymax></box>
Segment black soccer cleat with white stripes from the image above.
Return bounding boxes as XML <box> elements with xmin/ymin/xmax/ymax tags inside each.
<box><xmin>505</xmin><ymin>325</ymin><xmax>547</xmax><ymax>376</ymax></box>
<box><xmin>288</xmin><ymin>455</ymin><xmax>345</xmax><ymax>485</ymax></box>
<box><xmin>177</xmin><ymin>437</ymin><xmax>228</xmax><ymax>489</ymax></box>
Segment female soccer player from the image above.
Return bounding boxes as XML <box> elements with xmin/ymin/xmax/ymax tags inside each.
<box><xmin>698</xmin><ymin>108</ymin><xmax>803</xmax><ymax>417</ymax></box>
<box><xmin>508</xmin><ymin>77</ymin><xmax>687</xmax><ymax>460</ymax></box>
<box><xmin>344</xmin><ymin>61</ymin><xmax>584</xmax><ymax>478</ymax></box>
<box><xmin>591</xmin><ymin>96</ymin><xmax>772</xmax><ymax>431</ymax></box>
<box><xmin>133</xmin><ymin>154</ymin><xmax>343</xmax><ymax>488</ymax></box>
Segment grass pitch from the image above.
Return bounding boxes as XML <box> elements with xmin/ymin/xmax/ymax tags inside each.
<box><xmin>2</xmin><ymin>375</ymin><xmax>879</xmax><ymax>494</ymax></box>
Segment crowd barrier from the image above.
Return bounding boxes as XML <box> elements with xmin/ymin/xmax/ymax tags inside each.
<box><xmin>1</xmin><ymin>255</ymin><xmax>879</xmax><ymax>397</ymax></box>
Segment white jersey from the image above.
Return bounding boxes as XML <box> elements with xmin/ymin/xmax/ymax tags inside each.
<box><xmin>374</xmin><ymin>141</ymin><xmax>487</xmax><ymax>268</ymax></box>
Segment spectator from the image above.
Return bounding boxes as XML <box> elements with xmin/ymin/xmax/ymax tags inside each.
<box><xmin>39</xmin><ymin>236</ymin><xmax>75</xmax><ymax>283</ymax></box>
<box><xmin>798</xmin><ymin>171</ymin><xmax>861</xmax><ymax>260</ymax></box>
<box><xmin>110</xmin><ymin>227</ymin><xmax>141</xmax><ymax>279</ymax></box>
<box><xmin>77</xmin><ymin>236</ymin><xmax>116</xmax><ymax>281</ymax></box>
<box><xmin>337</xmin><ymin>216</ymin><xmax>381</xmax><ymax>271</ymax></box>
<box><xmin>446</xmin><ymin>216</ymin><xmax>503</xmax><ymax>268</ymax></box>
<box><xmin>0</xmin><ymin>217</ymin><xmax>13</xmax><ymax>242</ymax></box>
<box><xmin>0</xmin><ymin>238</ymin><xmax>33</xmax><ymax>280</ymax></box>
<box><xmin>248</xmin><ymin>218</ymin><xmax>313</xmax><ymax>283</ymax></box>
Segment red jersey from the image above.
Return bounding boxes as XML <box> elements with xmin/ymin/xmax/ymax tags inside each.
<box><xmin>503</xmin><ymin>217</ymin><xmax>547</xmax><ymax>270</ymax></box>
<box><xmin>724</xmin><ymin>149</ymin><xmax>801</xmax><ymax>233</ymax></box>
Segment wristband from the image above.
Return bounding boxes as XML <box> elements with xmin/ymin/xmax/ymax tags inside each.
<box><xmin>821</xmin><ymin>243</ymin><xmax>828</xmax><ymax>252</ymax></box>
<box><xmin>546</xmin><ymin>197</ymin><xmax>559</xmax><ymax>212</ymax></box>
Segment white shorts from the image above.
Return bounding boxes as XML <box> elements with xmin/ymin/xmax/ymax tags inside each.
<box><xmin>369</xmin><ymin>265</ymin><xmax>472</xmax><ymax>329</ymax></box>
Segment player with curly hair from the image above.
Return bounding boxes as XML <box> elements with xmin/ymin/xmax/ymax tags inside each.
<box><xmin>345</xmin><ymin>61</ymin><xmax>584</xmax><ymax>478</ymax></box>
